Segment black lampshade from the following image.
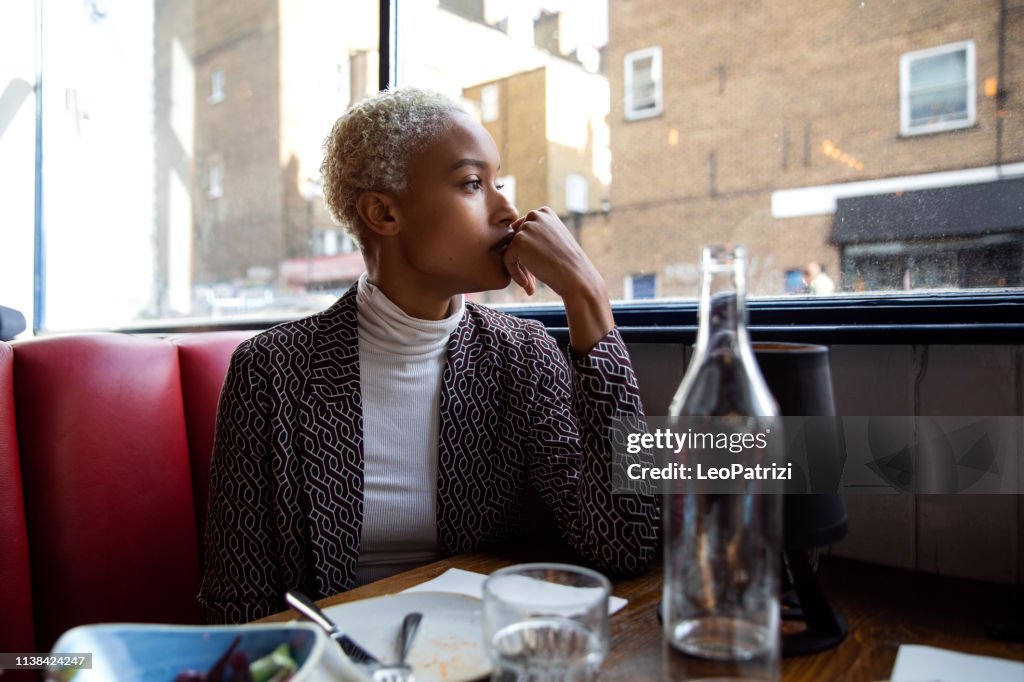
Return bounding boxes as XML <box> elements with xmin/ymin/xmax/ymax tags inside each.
<box><xmin>753</xmin><ymin>342</ymin><xmax>849</xmax><ymax>657</ymax></box>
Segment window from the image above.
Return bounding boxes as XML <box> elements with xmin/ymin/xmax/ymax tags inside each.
<box><xmin>209</xmin><ymin>68</ymin><xmax>224</xmax><ymax>104</ymax></box>
<box><xmin>2</xmin><ymin>2</ymin><xmax>1020</xmax><ymax>335</ymax></box>
<box><xmin>207</xmin><ymin>162</ymin><xmax>223</xmax><ymax>199</ymax></box>
<box><xmin>625</xmin><ymin>273</ymin><xmax>657</xmax><ymax>300</ymax></box>
<box><xmin>565</xmin><ymin>174</ymin><xmax>588</xmax><ymax>214</ymax></box>
<box><xmin>624</xmin><ymin>46</ymin><xmax>661</xmax><ymax>120</ymax></box>
<box><xmin>481</xmin><ymin>84</ymin><xmax>499</xmax><ymax>122</ymax></box>
<box><xmin>900</xmin><ymin>41</ymin><xmax>976</xmax><ymax>136</ymax></box>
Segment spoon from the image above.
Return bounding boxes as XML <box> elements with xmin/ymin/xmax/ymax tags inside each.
<box><xmin>372</xmin><ymin>612</ymin><xmax>422</xmax><ymax>682</ymax></box>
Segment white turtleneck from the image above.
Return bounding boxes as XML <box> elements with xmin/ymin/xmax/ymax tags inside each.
<box><xmin>353</xmin><ymin>273</ymin><xmax>465</xmax><ymax>586</ymax></box>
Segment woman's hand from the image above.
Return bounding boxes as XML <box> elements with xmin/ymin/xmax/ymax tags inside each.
<box><xmin>503</xmin><ymin>207</ymin><xmax>615</xmax><ymax>353</ymax></box>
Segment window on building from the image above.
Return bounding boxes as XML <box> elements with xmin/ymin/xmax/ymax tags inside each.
<box><xmin>349</xmin><ymin>49</ymin><xmax>378</xmax><ymax>104</ymax></box>
<box><xmin>625</xmin><ymin>273</ymin><xmax>656</xmax><ymax>300</ymax></box>
<box><xmin>900</xmin><ymin>41</ymin><xmax>976</xmax><ymax>136</ymax></box>
<box><xmin>565</xmin><ymin>174</ymin><xmax>588</xmax><ymax>214</ymax></box>
<box><xmin>624</xmin><ymin>46</ymin><xmax>661</xmax><ymax>120</ymax></box>
<box><xmin>209</xmin><ymin>68</ymin><xmax>224</xmax><ymax>104</ymax></box>
<box><xmin>481</xmin><ymin>84</ymin><xmax>499</xmax><ymax>122</ymax></box>
<box><xmin>207</xmin><ymin>162</ymin><xmax>223</xmax><ymax>199</ymax></box>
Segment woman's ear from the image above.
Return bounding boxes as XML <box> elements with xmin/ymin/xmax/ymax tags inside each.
<box><xmin>356</xmin><ymin>191</ymin><xmax>401</xmax><ymax>237</ymax></box>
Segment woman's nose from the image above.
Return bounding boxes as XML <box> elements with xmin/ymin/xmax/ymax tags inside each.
<box><xmin>494</xmin><ymin>188</ymin><xmax>518</xmax><ymax>225</ymax></box>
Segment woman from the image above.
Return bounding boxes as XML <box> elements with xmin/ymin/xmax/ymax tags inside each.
<box><xmin>199</xmin><ymin>87</ymin><xmax>658</xmax><ymax>623</ymax></box>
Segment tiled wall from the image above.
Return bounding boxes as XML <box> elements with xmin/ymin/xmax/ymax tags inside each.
<box><xmin>627</xmin><ymin>342</ymin><xmax>1024</xmax><ymax>586</ymax></box>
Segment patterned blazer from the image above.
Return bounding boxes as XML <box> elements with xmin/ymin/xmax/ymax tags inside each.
<box><xmin>198</xmin><ymin>287</ymin><xmax>660</xmax><ymax>623</ymax></box>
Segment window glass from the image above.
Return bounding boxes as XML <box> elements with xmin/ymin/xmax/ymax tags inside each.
<box><xmin>395</xmin><ymin>1</ymin><xmax>1022</xmax><ymax>305</ymax></box>
<box><xmin>2</xmin><ymin>1</ymin><xmax>1022</xmax><ymax>333</ymax></box>
<box><xmin>902</xmin><ymin>41</ymin><xmax>975</xmax><ymax>134</ymax></box>
<box><xmin>9</xmin><ymin>0</ymin><xmax>378</xmax><ymax>331</ymax></box>
<box><xmin>626</xmin><ymin>273</ymin><xmax>657</xmax><ymax>300</ymax></box>
<box><xmin>624</xmin><ymin>48</ymin><xmax>661</xmax><ymax>120</ymax></box>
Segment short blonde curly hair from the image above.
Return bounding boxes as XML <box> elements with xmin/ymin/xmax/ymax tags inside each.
<box><xmin>320</xmin><ymin>87</ymin><xmax>467</xmax><ymax>243</ymax></box>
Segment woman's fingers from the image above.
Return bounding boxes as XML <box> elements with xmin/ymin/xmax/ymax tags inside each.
<box><xmin>504</xmin><ymin>247</ymin><xmax>536</xmax><ymax>295</ymax></box>
<box><xmin>505</xmin><ymin>207</ymin><xmax>587</xmax><ymax>296</ymax></box>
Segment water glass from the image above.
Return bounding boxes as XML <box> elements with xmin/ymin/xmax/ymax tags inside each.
<box><xmin>482</xmin><ymin>563</ymin><xmax>610</xmax><ymax>682</ymax></box>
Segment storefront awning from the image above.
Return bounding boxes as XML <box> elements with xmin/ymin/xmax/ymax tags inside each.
<box><xmin>831</xmin><ymin>177</ymin><xmax>1024</xmax><ymax>245</ymax></box>
<box><xmin>281</xmin><ymin>252</ymin><xmax>366</xmax><ymax>286</ymax></box>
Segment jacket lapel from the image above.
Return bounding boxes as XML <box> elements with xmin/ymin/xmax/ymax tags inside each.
<box><xmin>299</xmin><ymin>287</ymin><xmax>365</xmax><ymax>594</ymax></box>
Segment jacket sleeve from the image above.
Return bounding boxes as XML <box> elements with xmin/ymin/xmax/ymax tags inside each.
<box><xmin>197</xmin><ymin>339</ymin><xmax>284</xmax><ymax>623</ymax></box>
<box><xmin>525</xmin><ymin>326</ymin><xmax>660</xmax><ymax>574</ymax></box>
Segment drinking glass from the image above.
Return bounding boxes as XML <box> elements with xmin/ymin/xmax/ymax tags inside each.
<box><xmin>482</xmin><ymin>563</ymin><xmax>610</xmax><ymax>682</ymax></box>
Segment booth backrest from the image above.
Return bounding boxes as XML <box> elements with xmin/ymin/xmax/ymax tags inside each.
<box><xmin>0</xmin><ymin>343</ymin><xmax>35</xmax><ymax>663</ymax></box>
<box><xmin>4</xmin><ymin>331</ymin><xmax>253</xmax><ymax>650</ymax></box>
<box><xmin>171</xmin><ymin>332</ymin><xmax>255</xmax><ymax>548</ymax></box>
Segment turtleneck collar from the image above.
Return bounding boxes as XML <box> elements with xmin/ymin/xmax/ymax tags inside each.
<box><xmin>355</xmin><ymin>273</ymin><xmax>465</xmax><ymax>356</ymax></box>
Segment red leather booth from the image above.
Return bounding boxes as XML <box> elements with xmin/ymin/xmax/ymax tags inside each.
<box><xmin>0</xmin><ymin>343</ymin><xmax>35</xmax><ymax>678</ymax></box>
<box><xmin>0</xmin><ymin>331</ymin><xmax>251</xmax><ymax>651</ymax></box>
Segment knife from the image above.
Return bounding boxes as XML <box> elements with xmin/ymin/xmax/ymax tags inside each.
<box><xmin>285</xmin><ymin>590</ymin><xmax>381</xmax><ymax>665</ymax></box>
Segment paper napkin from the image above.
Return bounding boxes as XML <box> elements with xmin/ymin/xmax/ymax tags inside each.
<box><xmin>891</xmin><ymin>644</ymin><xmax>1024</xmax><ymax>681</ymax></box>
<box><xmin>403</xmin><ymin>567</ymin><xmax>629</xmax><ymax>615</ymax></box>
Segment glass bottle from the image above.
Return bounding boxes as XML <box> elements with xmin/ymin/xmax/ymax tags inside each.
<box><xmin>663</xmin><ymin>244</ymin><xmax>782</xmax><ymax>680</ymax></box>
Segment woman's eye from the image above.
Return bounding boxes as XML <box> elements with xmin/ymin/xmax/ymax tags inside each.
<box><xmin>464</xmin><ymin>179</ymin><xmax>482</xmax><ymax>191</ymax></box>
<box><xmin>495</xmin><ymin>182</ymin><xmax>505</xmax><ymax>191</ymax></box>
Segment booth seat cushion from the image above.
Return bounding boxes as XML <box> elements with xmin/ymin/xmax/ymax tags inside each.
<box><xmin>0</xmin><ymin>342</ymin><xmax>35</xmax><ymax>659</ymax></box>
<box><xmin>171</xmin><ymin>331</ymin><xmax>254</xmax><ymax>546</ymax></box>
<box><xmin>13</xmin><ymin>333</ymin><xmax>202</xmax><ymax>648</ymax></box>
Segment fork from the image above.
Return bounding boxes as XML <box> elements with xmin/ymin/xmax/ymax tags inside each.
<box><xmin>371</xmin><ymin>612</ymin><xmax>422</xmax><ymax>682</ymax></box>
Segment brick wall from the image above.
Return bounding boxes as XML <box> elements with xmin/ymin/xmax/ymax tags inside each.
<box><xmin>595</xmin><ymin>0</ymin><xmax>1023</xmax><ymax>298</ymax></box>
<box><xmin>191</xmin><ymin>0</ymin><xmax>284</xmax><ymax>284</ymax></box>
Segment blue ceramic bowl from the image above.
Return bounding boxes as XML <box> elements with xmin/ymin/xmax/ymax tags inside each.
<box><xmin>49</xmin><ymin>622</ymin><xmax>338</xmax><ymax>681</ymax></box>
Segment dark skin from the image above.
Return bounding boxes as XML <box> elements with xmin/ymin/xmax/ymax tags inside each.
<box><xmin>354</xmin><ymin>111</ymin><xmax>614</xmax><ymax>354</ymax></box>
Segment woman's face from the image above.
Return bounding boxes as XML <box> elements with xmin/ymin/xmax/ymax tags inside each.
<box><xmin>390</xmin><ymin>112</ymin><xmax>519</xmax><ymax>296</ymax></box>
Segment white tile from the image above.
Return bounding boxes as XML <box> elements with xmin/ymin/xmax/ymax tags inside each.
<box><xmin>917</xmin><ymin>494</ymin><xmax>1018</xmax><ymax>584</ymax></box>
<box><xmin>917</xmin><ymin>346</ymin><xmax>1016</xmax><ymax>416</ymax></box>
<box><xmin>1018</xmin><ymin>494</ymin><xmax>1024</xmax><ymax>586</ymax></box>
<box><xmin>830</xmin><ymin>494</ymin><xmax>916</xmax><ymax>570</ymax></box>
<box><xmin>829</xmin><ymin>345</ymin><xmax>914</xmax><ymax>417</ymax></box>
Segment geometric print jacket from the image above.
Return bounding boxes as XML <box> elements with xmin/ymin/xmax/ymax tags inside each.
<box><xmin>198</xmin><ymin>286</ymin><xmax>660</xmax><ymax>624</ymax></box>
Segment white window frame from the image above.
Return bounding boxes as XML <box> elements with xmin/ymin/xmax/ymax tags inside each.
<box><xmin>481</xmin><ymin>84</ymin><xmax>499</xmax><ymax>123</ymax></box>
<box><xmin>899</xmin><ymin>40</ymin><xmax>976</xmax><ymax>136</ymax></box>
<box><xmin>208</xmin><ymin>162</ymin><xmax>223</xmax><ymax>199</ymax></box>
<box><xmin>209</xmin><ymin>68</ymin><xmax>225</xmax><ymax>104</ymax></box>
<box><xmin>624</xmin><ymin>46</ymin><xmax>662</xmax><ymax>121</ymax></box>
<box><xmin>624</xmin><ymin>273</ymin><xmax>657</xmax><ymax>300</ymax></box>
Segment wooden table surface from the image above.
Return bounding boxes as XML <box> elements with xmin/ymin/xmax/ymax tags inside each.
<box><xmin>258</xmin><ymin>545</ymin><xmax>1024</xmax><ymax>681</ymax></box>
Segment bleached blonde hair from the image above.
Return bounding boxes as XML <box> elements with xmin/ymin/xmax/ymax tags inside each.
<box><xmin>320</xmin><ymin>86</ymin><xmax>467</xmax><ymax>243</ymax></box>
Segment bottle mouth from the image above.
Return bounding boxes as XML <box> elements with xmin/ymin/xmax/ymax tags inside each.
<box><xmin>702</xmin><ymin>244</ymin><xmax>746</xmax><ymax>271</ymax></box>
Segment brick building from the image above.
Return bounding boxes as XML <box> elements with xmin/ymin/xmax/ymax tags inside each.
<box><xmin>154</xmin><ymin>0</ymin><xmax>374</xmax><ymax>315</ymax></box>
<box><xmin>463</xmin><ymin>63</ymin><xmax>610</xmax><ymax>222</ymax></box>
<box><xmin>591</xmin><ymin>0</ymin><xmax>1024</xmax><ymax>298</ymax></box>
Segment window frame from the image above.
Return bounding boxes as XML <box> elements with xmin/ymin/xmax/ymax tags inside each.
<box><xmin>623</xmin><ymin>46</ymin><xmax>663</xmax><ymax>121</ymax></box>
<box><xmin>209</xmin><ymin>68</ymin><xmax>225</xmax><ymax>104</ymax></box>
<box><xmin>899</xmin><ymin>40</ymin><xmax>976</xmax><ymax>137</ymax></box>
<box><xmin>100</xmin><ymin>2</ymin><xmax>1024</xmax><ymax>344</ymax></box>
<box><xmin>207</xmin><ymin>162</ymin><xmax>224</xmax><ymax>199</ymax></box>
<box><xmin>624</xmin><ymin>273</ymin><xmax>657</xmax><ymax>301</ymax></box>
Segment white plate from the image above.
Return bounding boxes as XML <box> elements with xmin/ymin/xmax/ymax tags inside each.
<box><xmin>324</xmin><ymin>591</ymin><xmax>490</xmax><ymax>682</ymax></box>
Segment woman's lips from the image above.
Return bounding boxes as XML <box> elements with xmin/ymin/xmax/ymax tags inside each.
<box><xmin>490</xmin><ymin>232</ymin><xmax>515</xmax><ymax>252</ymax></box>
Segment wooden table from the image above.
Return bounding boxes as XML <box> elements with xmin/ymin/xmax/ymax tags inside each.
<box><xmin>258</xmin><ymin>545</ymin><xmax>1024</xmax><ymax>681</ymax></box>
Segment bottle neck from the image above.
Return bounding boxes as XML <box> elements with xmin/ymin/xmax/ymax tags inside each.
<box><xmin>694</xmin><ymin>259</ymin><xmax>750</xmax><ymax>357</ymax></box>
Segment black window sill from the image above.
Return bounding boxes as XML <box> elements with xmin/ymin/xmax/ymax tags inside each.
<box><xmin>509</xmin><ymin>291</ymin><xmax>1024</xmax><ymax>345</ymax></box>
<box><xmin>114</xmin><ymin>291</ymin><xmax>1024</xmax><ymax>345</ymax></box>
